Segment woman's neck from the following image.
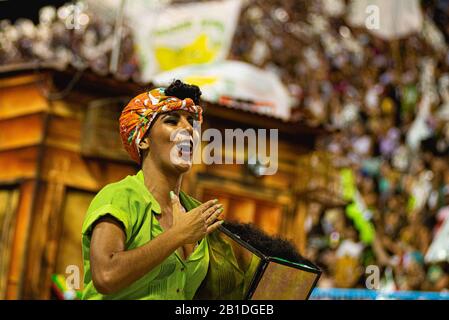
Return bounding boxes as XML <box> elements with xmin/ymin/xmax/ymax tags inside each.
<box><xmin>141</xmin><ymin>158</ymin><xmax>183</xmax><ymax>217</ymax></box>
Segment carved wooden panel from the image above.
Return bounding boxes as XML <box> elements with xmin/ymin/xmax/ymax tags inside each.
<box><xmin>199</xmin><ymin>185</ymin><xmax>286</xmax><ymax>237</ymax></box>
<box><xmin>0</xmin><ymin>113</ymin><xmax>45</xmax><ymax>151</ymax></box>
<box><xmin>80</xmin><ymin>99</ymin><xmax>131</xmax><ymax>162</ymax></box>
<box><xmin>0</xmin><ymin>147</ymin><xmax>39</xmax><ymax>182</ymax></box>
<box><xmin>41</xmin><ymin>146</ymin><xmax>137</xmax><ymax>192</ymax></box>
<box><xmin>0</xmin><ymin>80</ymin><xmax>49</xmax><ymax>120</ymax></box>
<box><xmin>55</xmin><ymin>189</ymin><xmax>95</xmax><ymax>291</ymax></box>
<box><xmin>0</xmin><ymin>187</ymin><xmax>19</xmax><ymax>299</ymax></box>
<box><xmin>6</xmin><ymin>180</ymin><xmax>36</xmax><ymax>299</ymax></box>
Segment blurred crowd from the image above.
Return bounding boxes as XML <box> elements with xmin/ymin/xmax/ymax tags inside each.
<box><xmin>2</xmin><ymin>0</ymin><xmax>449</xmax><ymax>292</ymax></box>
<box><xmin>231</xmin><ymin>0</ymin><xmax>449</xmax><ymax>291</ymax></box>
<box><xmin>0</xmin><ymin>1</ymin><xmax>140</xmax><ymax>79</ymax></box>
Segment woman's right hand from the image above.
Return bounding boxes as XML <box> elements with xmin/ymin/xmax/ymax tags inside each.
<box><xmin>170</xmin><ymin>192</ymin><xmax>223</xmax><ymax>244</ymax></box>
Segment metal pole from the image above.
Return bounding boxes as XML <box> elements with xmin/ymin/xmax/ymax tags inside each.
<box><xmin>109</xmin><ymin>0</ymin><xmax>126</xmax><ymax>74</ymax></box>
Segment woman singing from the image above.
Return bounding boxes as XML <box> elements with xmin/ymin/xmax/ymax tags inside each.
<box><xmin>81</xmin><ymin>80</ymin><xmax>223</xmax><ymax>299</ymax></box>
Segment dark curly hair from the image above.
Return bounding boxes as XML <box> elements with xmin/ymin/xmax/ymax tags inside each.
<box><xmin>223</xmin><ymin>221</ymin><xmax>314</xmax><ymax>266</ymax></box>
<box><xmin>164</xmin><ymin>79</ymin><xmax>202</xmax><ymax>105</ymax></box>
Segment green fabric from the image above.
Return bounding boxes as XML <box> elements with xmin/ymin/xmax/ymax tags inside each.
<box><xmin>194</xmin><ymin>230</ymin><xmax>261</xmax><ymax>300</ymax></box>
<box><xmin>401</xmin><ymin>84</ymin><xmax>418</xmax><ymax>115</ymax></box>
<box><xmin>341</xmin><ymin>168</ymin><xmax>356</xmax><ymax>201</ymax></box>
<box><xmin>346</xmin><ymin>202</ymin><xmax>375</xmax><ymax>244</ymax></box>
<box><xmin>179</xmin><ymin>193</ymin><xmax>261</xmax><ymax>299</ymax></box>
<box><xmin>340</xmin><ymin>168</ymin><xmax>376</xmax><ymax>245</ymax></box>
<box><xmin>407</xmin><ymin>195</ymin><xmax>417</xmax><ymax>213</ymax></box>
<box><xmin>81</xmin><ymin>170</ymin><xmax>209</xmax><ymax>300</ymax></box>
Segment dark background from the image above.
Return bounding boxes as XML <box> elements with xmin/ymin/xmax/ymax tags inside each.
<box><xmin>0</xmin><ymin>0</ymin><xmax>68</xmax><ymax>23</ymax></box>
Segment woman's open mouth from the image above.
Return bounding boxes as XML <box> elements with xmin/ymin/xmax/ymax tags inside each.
<box><xmin>176</xmin><ymin>139</ymin><xmax>193</xmax><ymax>158</ymax></box>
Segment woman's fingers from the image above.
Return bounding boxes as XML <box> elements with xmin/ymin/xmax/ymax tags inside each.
<box><xmin>206</xmin><ymin>220</ymin><xmax>224</xmax><ymax>234</ymax></box>
<box><xmin>197</xmin><ymin>199</ymin><xmax>219</xmax><ymax>213</ymax></box>
<box><xmin>170</xmin><ymin>191</ymin><xmax>184</xmax><ymax>215</ymax></box>
<box><xmin>204</xmin><ymin>205</ymin><xmax>223</xmax><ymax>224</ymax></box>
<box><xmin>206</xmin><ymin>219</ymin><xmax>224</xmax><ymax>233</ymax></box>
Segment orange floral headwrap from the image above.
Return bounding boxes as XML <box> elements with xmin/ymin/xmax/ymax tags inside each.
<box><xmin>119</xmin><ymin>87</ymin><xmax>203</xmax><ymax>164</ymax></box>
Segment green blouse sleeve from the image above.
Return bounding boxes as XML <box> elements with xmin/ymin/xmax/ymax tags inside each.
<box><xmin>82</xmin><ymin>184</ymin><xmax>138</xmax><ymax>244</ymax></box>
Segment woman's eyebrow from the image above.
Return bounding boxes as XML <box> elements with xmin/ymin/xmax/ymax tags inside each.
<box><xmin>162</xmin><ymin>112</ymin><xmax>179</xmax><ymax>118</ymax></box>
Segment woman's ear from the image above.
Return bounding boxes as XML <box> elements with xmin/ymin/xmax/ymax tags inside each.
<box><xmin>138</xmin><ymin>137</ymin><xmax>150</xmax><ymax>151</ymax></box>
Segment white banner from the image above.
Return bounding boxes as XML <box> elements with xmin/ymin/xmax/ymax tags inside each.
<box><xmin>153</xmin><ymin>60</ymin><xmax>292</xmax><ymax>120</ymax></box>
<box><xmin>124</xmin><ymin>0</ymin><xmax>241</xmax><ymax>80</ymax></box>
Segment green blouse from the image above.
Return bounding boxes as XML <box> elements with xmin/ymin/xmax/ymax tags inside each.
<box><xmin>81</xmin><ymin>170</ymin><xmax>209</xmax><ymax>300</ymax></box>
